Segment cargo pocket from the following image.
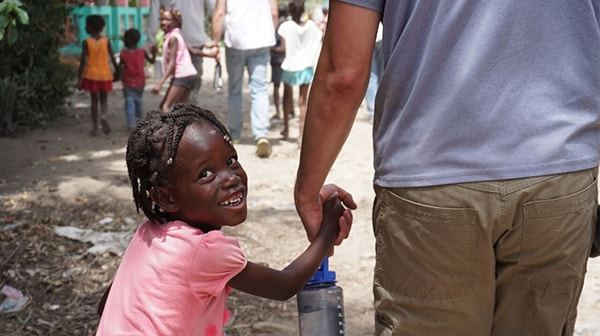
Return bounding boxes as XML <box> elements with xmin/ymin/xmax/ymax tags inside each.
<box><xmin>373</xmin><ymin>188</ymin><xmax>477</xmax><ymax>299</ymax></box>
<box><xmin>517</xmin><ymin>179</ymin><xmax>596</xmax><ymax>294</ymax></box>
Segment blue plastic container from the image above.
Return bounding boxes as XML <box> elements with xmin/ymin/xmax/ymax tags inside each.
<box><xmin>297</xmin><ymin>256</ymin><xmax>345</xmax><ymax>335</ymax></box>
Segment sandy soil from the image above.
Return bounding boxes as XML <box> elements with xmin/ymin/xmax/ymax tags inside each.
<box><xmin>0</xmin><ymin>57</ymin><xmax>599</xmax><ymax>335</ymax></box>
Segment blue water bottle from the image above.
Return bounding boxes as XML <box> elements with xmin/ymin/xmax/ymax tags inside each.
<box><xmin>297</xmin><ymin>256</ymin><xmax>345</xmax><ymax>335</ymax></box>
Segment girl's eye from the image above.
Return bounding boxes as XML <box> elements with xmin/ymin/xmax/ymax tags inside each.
<box><xmin>227</xmin><ymin>157</ymin><xmax>238</xmax><ymax>166</ymax></box>
<box><xmin>199</xmin><ymin>170</ymin><xmax>214</xmax><ymax>180</ymax></box>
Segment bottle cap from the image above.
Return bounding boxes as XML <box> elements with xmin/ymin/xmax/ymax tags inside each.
<box><xmin>306</xmin><ymin>256</ymin><xmax>336</xmax><ymax>286</ymax></box>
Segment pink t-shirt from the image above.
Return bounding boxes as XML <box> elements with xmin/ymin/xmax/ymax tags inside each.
<box><xmin>162</xmin><ymin>28</ymin><xmax>198</xmax><ymax>79</ymax></box>
<box><xmin>96</xmin><ymin>220</ymin><xmax>247</xmax><ymax>336</ymax></box>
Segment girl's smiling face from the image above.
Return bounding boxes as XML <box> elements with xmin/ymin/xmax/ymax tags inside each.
<box><xmin>159</xmin><ymin>10</ymin><xmax>178</xmax><ymax>33</ymax></box>
<box><xmin>161</xmin><ymin>122</ymin><xmax>248</xmax><ymax>231</ymax></box>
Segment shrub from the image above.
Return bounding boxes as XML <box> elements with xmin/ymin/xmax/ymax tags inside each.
<box><xmin>0</xmin><ymin>0</ymin><xmax>76</xmax><ymax>136</ymax></box>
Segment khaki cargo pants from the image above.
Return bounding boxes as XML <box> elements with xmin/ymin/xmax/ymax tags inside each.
<box><xmin>373</xmin><ymin>168</ymin><xmax>597</xmax><ymax>336</ymax></box>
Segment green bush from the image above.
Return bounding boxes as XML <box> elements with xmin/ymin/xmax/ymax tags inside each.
<box><xmin>0</xmin><ymin>0</ymin><xmax>30</xmax><ymax>45</ymax></box>
<box><xmin>0</xmin><ymin>0</ymin><xmax>76</xmax><ymax>136</ymax></box>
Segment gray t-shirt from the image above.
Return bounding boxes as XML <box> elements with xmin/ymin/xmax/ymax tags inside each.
<box><xmin>342</xmin><ymin>0</ymin><xmax>600</xmax><ymax>187</ymax></box>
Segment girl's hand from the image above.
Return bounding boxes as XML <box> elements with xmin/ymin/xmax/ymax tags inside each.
<box><xmin>214</xmin><ymin>47</ymin><xmax>221</xmax><ymax>63</ymax></box>
<box><xmin>151</xmin><ymin>84</ymin><xmax>160</xmax><ymax>95</ymax></box>
<box><xmin>203</xmin><ymin>45</ymin><xmax>219</xmax><ymax>58</ymax></box>
<box><xmin>319</xmin><ymin>195</ymin><xmax>345</xmax><ymax>241</ymax></box>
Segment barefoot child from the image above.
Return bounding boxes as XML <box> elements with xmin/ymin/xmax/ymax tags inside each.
<box><xmin>277</xmin><ymin>0</ymin><xmax>323</xmax><ymax>143</ymax></box>
<box><xmin>78</xmin><ymin>14</ymin><xmax>119</xmax><ymax>136</ymax></box>
<box><xmin>119</xmin><ymin>28</ymin><xmax>156</xmax><ymax>131</ymax></box>
<box><xmin>95</xmin><ymin>104</ymin><xmax>355</xmax><ymax>335</ymax></box>
<box><xmin>270</xmin><ymin>3</ymin><xmax>289</xmax><ymax>121</ymax></box>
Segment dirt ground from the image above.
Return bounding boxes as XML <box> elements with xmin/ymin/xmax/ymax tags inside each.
<box><xmin>1</xmin><ymin>58</ymin><xmax>599</xmax><ymax>336</ymax></box>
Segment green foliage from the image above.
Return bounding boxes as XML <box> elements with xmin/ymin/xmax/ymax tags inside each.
<box><xmin>0</xmin><ymin>0</ymin><xmax>29</xmax><ymax>45</ymax></box>
<box><xmin>0</xmin><ymin>0</ymin><xmax>76</xmax><ymax>136</ymax></box>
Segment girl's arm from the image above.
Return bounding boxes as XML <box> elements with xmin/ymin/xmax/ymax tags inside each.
<box><xmin>271</xmin><ymin>36</ymin><xmax>285</xmax><ymax>55</ymax></box>
<box><xmin>188</xmin><ymin>45</ymin><xmax>219</xmax><ymax>58</ymax></box>
<box><xmin>145</xmin><ymin>49</ymin><xmax>156</xmax><ymax>64</ymax></box>
<box><xmin>152</xmin><ymin>37</ymin><xmax>177</xmax><ymax>94</ymax></box>
<box><xmin>228</xmin><ymin>196</ymin><xmax>344</xmax><ymax>301</ymax></box>
<box><xmin>107</xmin><ymin>39</ymin><xmax>118</xmax><ymax>71</ymax></box>
<box><xmin>77</xmin><ymin>40</ymin><xmax>89</xmax><ymax>89</ymax></box>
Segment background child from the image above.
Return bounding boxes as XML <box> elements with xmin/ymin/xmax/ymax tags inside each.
<box><xmin>119</xmin><ymin>28</ymin><xmax>156</xmax><ymax>131</ymax></box>
<box><xmin>277</xmin><ymin>0</ymin><xmax>323</xmax><ymax>143</ymax></box>
<box><xmin>96</xmin><ymin>104</ymin><xmax>355</xmax><ymax>335</ymax></box>
<box><xmin>150</xmin><ymin>6</ymin><xmax>197</xmax><ymax>112</ymax></box>
<box><xmin>270</xmin><ymin>3</ymin><xmax>289</xmax><ymax>121</ymax></box>
<box><xmin>78</xmin><ymin>14</ymin><xmax>118</xmax><ymax>136</ymax></box>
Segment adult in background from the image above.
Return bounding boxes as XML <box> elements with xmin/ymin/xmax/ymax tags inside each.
<box><xmin>147</xmin><ymin>0</ymin><xmax>215</xmax><ymax>105</ymax></box>
<box><xmin>294</xmin><ymin>1</ymin><xmax>600</xmax><ymax>335</ymax></box>
<box><xmin>212</xmin><ymin>0</ymin><xmax>278</xmax><ymax>158</ymax></box>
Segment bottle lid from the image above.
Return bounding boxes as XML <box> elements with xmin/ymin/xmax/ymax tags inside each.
<box><xmin>306</xmin><ymin>256</ymin><xmax>336</xmax><ymax>286</ymax></box>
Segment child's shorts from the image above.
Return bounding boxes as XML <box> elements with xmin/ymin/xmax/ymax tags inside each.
<box><xmin>172</xmin><ymin>75</ymin><xmax>197</xmax><ymax>90</ymax></box>
<box><xmin>282</xmin><ymin>67</ymin><xmax>314</xmax><ymax>86</ymax></box>
<box><xmin>271</xmin><ymin>62</ymin><xmax>282</xmax><ymax>84</ymax></box>
<box><xmin>81</xmin><ymin>79</ymin><xmax>113</xmax><ymax>93</ymax></box>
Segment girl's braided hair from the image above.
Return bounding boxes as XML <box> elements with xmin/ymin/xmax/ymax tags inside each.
<box><xmin>159</xmin><ymin>5</ymin><xmax>182</xmax><ymax>28</ymax></box>
<box><xmin>125</xmin><ymin>104</ymin><xmax>231</xmax><ymax>223</ymax></box>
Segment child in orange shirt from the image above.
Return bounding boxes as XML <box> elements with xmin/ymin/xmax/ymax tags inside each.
<box><xmin>78</xmin><ymin>15</ymin><xmax>118</xmax><ymax>136</ymax></box>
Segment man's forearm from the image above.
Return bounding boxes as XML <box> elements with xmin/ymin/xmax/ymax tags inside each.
<box><xmin>296</xmin><ymin>72</ymin><xmax>362</xmax><ymax>201</ymax></box>
<box><xmin>295</xmin><ymin>0</ymin><xmax>379</xmax><ymax>205</ymax></box>
<box><xmin>211</xmin><ymin>0</ymin><xmax>225</xmax><ymax>45</ymax></box>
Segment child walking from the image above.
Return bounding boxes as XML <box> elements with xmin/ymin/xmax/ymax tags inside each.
<box><xmin>269</xmin><ymin>3</ymin><xmax>289</xmax><ymax>120</ymax></box>
<box><xmin>119</xmin><ymin>28</ymin><xmax>156</xmax><ymax>131</ymax></box>
<box><xmin>151</xmin><ymin>6</ymin><xmax>207</xmax><ymax>112</ymax></box>
<box><xmin>78</xmin><ymin>14</ymin><xmax>119</xmax><ymax>136</ymax></box>
<box><xmin>95</xmin><ymin>103</ymin><xmax>355</xmax><ymax>335</ymax></box>
<box><xmin>277</xmin><ymin>0</ymin><xmax>323</xmax><ymax>143</ymax></box>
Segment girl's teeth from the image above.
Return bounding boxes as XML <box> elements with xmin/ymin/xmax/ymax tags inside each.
<box><xmin>221</xmin><ymin>195</ymin><xmax>242</xmax><ymax>206</ymax></box>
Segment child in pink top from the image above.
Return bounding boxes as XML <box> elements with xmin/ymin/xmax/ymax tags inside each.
<box><xmin>151</xmin><ymin>6</ymin><xmax>215</xmax><ymax>112</ymax></box>
<box><xmin>95</xmin><ymin>104</ymin><xmax>356</xmax><ymax>335</ymax></box>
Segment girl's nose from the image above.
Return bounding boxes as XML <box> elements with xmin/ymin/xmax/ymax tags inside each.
<box><xmin>221</xmin><ymin>173</ymin><xmax>241</xmax><ymax>188</ymax></box>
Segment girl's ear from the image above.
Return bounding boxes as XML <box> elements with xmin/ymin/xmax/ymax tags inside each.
<box><xmin>150</xmin><ymin>186</ymin><xmax>178</xmax><ymax>213</ymax></box>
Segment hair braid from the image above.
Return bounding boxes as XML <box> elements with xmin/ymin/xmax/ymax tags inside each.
<box><xmin>125</xmin><ymin>104</ymin><xmax>231</xmax><ymax>223</ymax></box>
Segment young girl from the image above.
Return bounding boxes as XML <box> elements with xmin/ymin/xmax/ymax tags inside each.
<box><xmin>95</xmin><ymin>104</ymin><xmax>355</xmax><ymax>335</ymax></box>
<box><xmin>277</xmin><ymin>0</ymin><xmax>323</xmax><ymax>143</ymax></box>
<box><xmin>78</xmin><ymin>14</ymin><xmax>119</xmax><ymax>136</ymax></box>
<box><xmin>150</xmin><ymin>6</ymin><xmax>201</xmax><ymax>112</ymax></box>
<box><xmin>119</xmin><ymin>28</ymin><xmax>156</xmax><ymax>131</ymax></box>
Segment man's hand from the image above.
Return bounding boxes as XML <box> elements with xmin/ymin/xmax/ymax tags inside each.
<box><xmin>295</xmin><ymin>184</ymin><xmax>357</xmax><ymax>245</ymax></box>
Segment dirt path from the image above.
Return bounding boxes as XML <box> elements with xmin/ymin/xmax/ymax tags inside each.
<box><xmin>1</xmin><ymin>58</ymin><xmax>599</xmax><ymax>335</ymax></box>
